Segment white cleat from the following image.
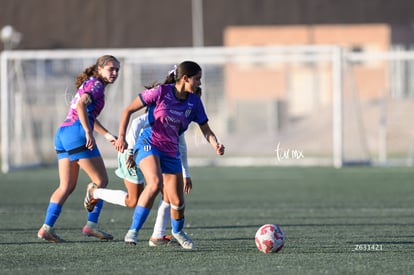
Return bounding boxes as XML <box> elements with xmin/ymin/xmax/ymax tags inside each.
<box><xmin>124</xmin><ymin>229</ymin><xmax>137</xmax><ymax>245</ymax></box>
<box><xmin>172</xmin><ymin>230</ymin><xmax>194</xmax><ymax>250</ymax></box>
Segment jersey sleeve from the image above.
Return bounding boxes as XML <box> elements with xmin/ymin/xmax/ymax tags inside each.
<box><xmin>179</xmin><ymin>134</ymin><xmax>191</xmax><ymax>178</ymax></box>
<box><xmin>126</xmin><ymin>113</ymin><xmax>148</xmax><ymax>148</ymax></box>
<box><xmin>82</xmin><ymin>78</ymin><xmax>105</xmax><ymax>101</ymax></box>
<box><xmin>138</xmin><ymin>85</ymin><xmax>162</xmax><ymax>106</ymax></box>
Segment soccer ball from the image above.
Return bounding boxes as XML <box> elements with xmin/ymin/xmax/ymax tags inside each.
<box><xmin>255</xmin><ymin>224</ymin><xmax>285</xmax><ymax>254</ymax></box>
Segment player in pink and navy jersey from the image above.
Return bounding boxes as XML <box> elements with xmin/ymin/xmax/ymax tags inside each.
<box><xmin>37</xmin><ymin>55</ymin><xmax>120</xmax><ymax>242</ymax></box>
<box><xmin>87</xmin><ymin>88</ymin><xmax>203</xmax><ymax>246</ymax></box>
<box><xmin>112</xmin><ymin>61</ymin><xmax>224</xmax><ymax>249</ymax></box>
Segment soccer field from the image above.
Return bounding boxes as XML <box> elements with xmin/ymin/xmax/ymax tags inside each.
<box><xmin>0</xmin><ymin>166</ymin><xmax>413</xmax><ymax>274</ymax></box>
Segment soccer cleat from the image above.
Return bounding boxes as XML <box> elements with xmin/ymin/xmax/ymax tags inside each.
<box><xmin>84</xmin><ymin>182</ymin><xmax>99</xmax><ymax>212</ymax></box>
<box><xmin>124</xmin><ymin>229</ymin><xmax>138</xmax><ymax>245</ymax></box>
<box><xmin>172</xmin><ymin>230</ymin><xmax>194</xmax><ymax>250</ymax></box>
<box><xmin>82</xmin><ymin>224</ymin><xmax>113</xmax><ymax>240</ymax></box>
<box><xmin>37</xmin><ymin>225</ymin><xmax>65</xmax><ymax>243</ymax></box>
<box><xmin>148</xmin><ymin>235</ymin><xmax>178</xmax><ymax>247</ymax></box>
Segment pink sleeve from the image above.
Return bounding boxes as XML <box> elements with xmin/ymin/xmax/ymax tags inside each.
<box><xmin>139</xmin><ymin>85</ymin><xmax>162</xmax><ymax>105</ymax></box>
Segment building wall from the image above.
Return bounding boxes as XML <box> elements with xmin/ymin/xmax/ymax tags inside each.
<box><xmin>225</xmin><ymin>24</ymin><xmax>391</xmax><ymax>49</ymax></box>
<box><xmin>223</xmin><ymin>24</ymin><xmax>391</xmax><ymax>115</ymax></box>
<box><xmin>1</xmin><ymin>0</ymin><xmax>414</xmax><ymax>50</ymax></box>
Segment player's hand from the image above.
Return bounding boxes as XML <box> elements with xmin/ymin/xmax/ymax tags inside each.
<box><xmin>184</xmin><ymin>177</ymin><xmax>193</xmax><ymax>194</ymax></box>
<box><xmin>108</xmin><ymin>137</ymin><xmax>117</xmax><ymax>147</ymax></box>
<box><xmin>115</xmin><ymin>138</ymin><xmax>127</xmax><ymax>153</ymax></box>
<box><xmin>216</xmin><ymin>144</ymin><xmax>225</xmax><ymax>155</ymax></box>
<box><xmin>104</xmin><ymin>133</ymin><xmax>117</xmax><ymax>144</ymax></box>
<box><xmin>85</xmin><ymin>132</ymin><xmax>95</xmax><ymax>150</ymax></box>
<box><xmin>126</xmin><ymin>154</ymin><xmax>136</xmax><ymax>169</ymax></box>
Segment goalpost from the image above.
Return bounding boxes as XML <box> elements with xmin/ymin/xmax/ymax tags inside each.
<box><xmin>344</xmin><ymin>48</ymin><xmax>414</xmax><ymax>166</ymax></box>
<box><xmin>0</xmin><ymin>45</ymin><xmax>348</xmax><ymax>172</ymax></box>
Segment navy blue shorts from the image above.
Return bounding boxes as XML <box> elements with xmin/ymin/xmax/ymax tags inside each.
<box><xmin>135</xmin><ymin>141</ymin><xmax>182</xmax><ymax>174</ymax></box>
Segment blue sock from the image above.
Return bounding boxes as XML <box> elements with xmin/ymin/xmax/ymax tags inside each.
<box><xmin>171</xmin><ymin>218</ymin><xmax>185</xmax><ymax>234</ymax></box>
<box><xmin>129</xmin><ymin>206</ymin><xmax>150</xmax><ymax>231</ymax></box>
<box><xmin>87</xmin><ymin>200</ymin><xmax>104</xmax><ymax>223</ymax></box>
<box><xmin>43</xmin><ymin>202</ymin><xmax>62</xmax><ymax>227</ymax></box>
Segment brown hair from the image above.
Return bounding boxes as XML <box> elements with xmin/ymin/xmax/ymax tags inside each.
<box><xmin>75</xmin><ymin>55</ymin><xmax>120</xmax><ymax>89</ymax></box>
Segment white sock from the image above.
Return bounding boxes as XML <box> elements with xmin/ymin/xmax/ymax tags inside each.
<box><xmin>151</xmin><ymin>200</ymin><xmax>171</xmax><ymax>239</ymax></box>
<box><xmin>93</xmin><ymin>188</ymin><xmax>127</xmax><ymax>207</ymax></box>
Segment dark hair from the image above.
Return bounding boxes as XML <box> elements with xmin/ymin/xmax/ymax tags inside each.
<box><xmin>75</xmin><ymin>55</ymin><xmax>120</xmax><ymax>89</ymax></box>
<box><xmin>163</xmin><ymin>61</ymin><xmax>202</xmax><ymax>84</ymax></box>
<box><xmin>145</xmin><ymin>61</ymin><xmax>202</xmax><ymax>89</ymax></box>
<box><xmin>142</xmin><ymin>61</ymin><xmax>202</xmax><ymax>112</ymax></box>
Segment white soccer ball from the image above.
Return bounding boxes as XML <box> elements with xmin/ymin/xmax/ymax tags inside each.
<box><xmin>255</xmin><ymin>224</ymin><xmax>285</xmax><ymax>254</ymax></box>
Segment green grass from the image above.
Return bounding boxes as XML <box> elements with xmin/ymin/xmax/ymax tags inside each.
<box><xmin>0</xmin><ymin>166</ymin><xmax>413</xmax><ymax>274</ymax></box>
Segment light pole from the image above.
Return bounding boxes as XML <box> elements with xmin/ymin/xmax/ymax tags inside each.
<box><xmin>192</xmin><ymin>0</ymin><xmax>204</xmax><ymax>47</ymax></box>
<box><xmin>1</xmin><ymin>25</ymin><xmax>22</xmax><ymax>173</ymax></box>
<box><xmin>1</xmin><ymin>25</ymin><xmax>22</xmax><ymax>50</ymax></box>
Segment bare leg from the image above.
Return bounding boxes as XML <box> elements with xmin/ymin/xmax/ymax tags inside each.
<box><xmin>123</xmin><ymin>179</ymin><xmax>144</xmax><ymax>207</ymax></box>
<box><xmin>163</xmin><ymin>173</ymin><xmax>185</xmax><ymax>220</ymax></box>
<box><xmin>50</xmin><ymin>158</ymin><xmax>79</xmax><ymax>204</ymax></box>
<box><xmin>137</xmin><ymin>155</ymin><xmax>163</xmax><ymax>208</ymax></box>
<box><xmin>78</xmin><ymin>156</ymin><xmax>108</xmax><ymax>187</ymax></box>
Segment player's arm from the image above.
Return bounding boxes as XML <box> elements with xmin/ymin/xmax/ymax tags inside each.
<box><xmin>115</xmin><ymin>96</ymin><xmax>145</xmax><ymax>153</ymax></box>
<box><xmin>94</xmin><ymin>119</ymin><xmax>117</xmax><ymax>144</ymax></box>
<box><xmin>126</xmin><ymin>114</ymin><xmax>147</xmax><ymax>149</ymax></box>
<box><xmin>179</xmin><ymin>134</ymin><xmax>192</xmax><ymax>194</ymax></box>
<box><xmin>77</xmin><ymin>93</ymin><xmax>95</xmax><ymax>150</ymax></box>
<box><xmin>124</xmin><ymin>114</ymin><xmax>147</xmax><ymax>168</ymax></box>
<box><xmin>199</xmin><ymin>122</ymin><xmax>225</xmax><ymax>155</ymax></box>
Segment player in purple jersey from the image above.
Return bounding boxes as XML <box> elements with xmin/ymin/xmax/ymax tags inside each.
<box><xmin>85</xmin><ymin>88</ymin><xmax>202</xmax><ymax>246</ymax></box>
<box><xmin>37</xmin><ymin>55</ymin><xmax>120</xmax><ymax>243</ymax></box>
<box><xmin>113</xmin><ymin>61</ymin><xmax>224</xmax><ymax>249</ymax></box>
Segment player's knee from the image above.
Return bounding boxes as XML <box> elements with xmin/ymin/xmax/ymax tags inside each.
<box><xmin>149</xmin><ymin>182</ymin><xmax>162</xmax><ymax>194</ymax></box>
<box><xmin>145</xmin><ymin>177</ymin><xmax>162</xmax><ymax>194</ymax></box>
<box><xmin>58</xmin><ymin>183</ymin><xmax>76</xmax><ymax>195</ymax></box>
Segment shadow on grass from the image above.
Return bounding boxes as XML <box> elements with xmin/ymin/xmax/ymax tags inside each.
<box><xmin>185</xmin><ymin>222</ymin><xmax>414</xmax><ymax>230</ymax></box>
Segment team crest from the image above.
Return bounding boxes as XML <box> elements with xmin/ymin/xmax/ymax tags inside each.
<box><xmin>185</xmin><ymin>109</ymin><xmax>192</xmax><ymax>118</ymax></box>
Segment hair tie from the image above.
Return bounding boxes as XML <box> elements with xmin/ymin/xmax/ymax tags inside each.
<box><xmin>168</xmin><ymin>65</ymin><xmax>177</xmax><ymax>78</ymax></box>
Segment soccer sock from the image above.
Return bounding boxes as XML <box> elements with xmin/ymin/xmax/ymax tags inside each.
<box><xmin>87</xmin><ymin>199</ymin><xmax>104</xmax><ymax>223</ymax></box>
<box><xmin>171</xmin><ymin>217</ymin><xmax>185</xmax><ymax>234</ymax></box>
<box><xmin>43</xmin><ymin>202</ymin><xmax>62</xmax><ymax>227</ymax></box>
<box><xmin>151</xmin><ymin>200</ymin><xmax>171</xmax><ymax>239</ymax></box>
<box><xmin>129</xmin><ymin>205</ymin><xmax>150</xmax><ymax>231</ymax></box>
<box><xmin>93</xmin><ymin>188</ymin><xmax>127</xmax><ymax>207</ymax></box>
<box><xmin>85</xmin><ymin>221</ymin><xmax>98</xmax><ymax>228</ymax></box>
